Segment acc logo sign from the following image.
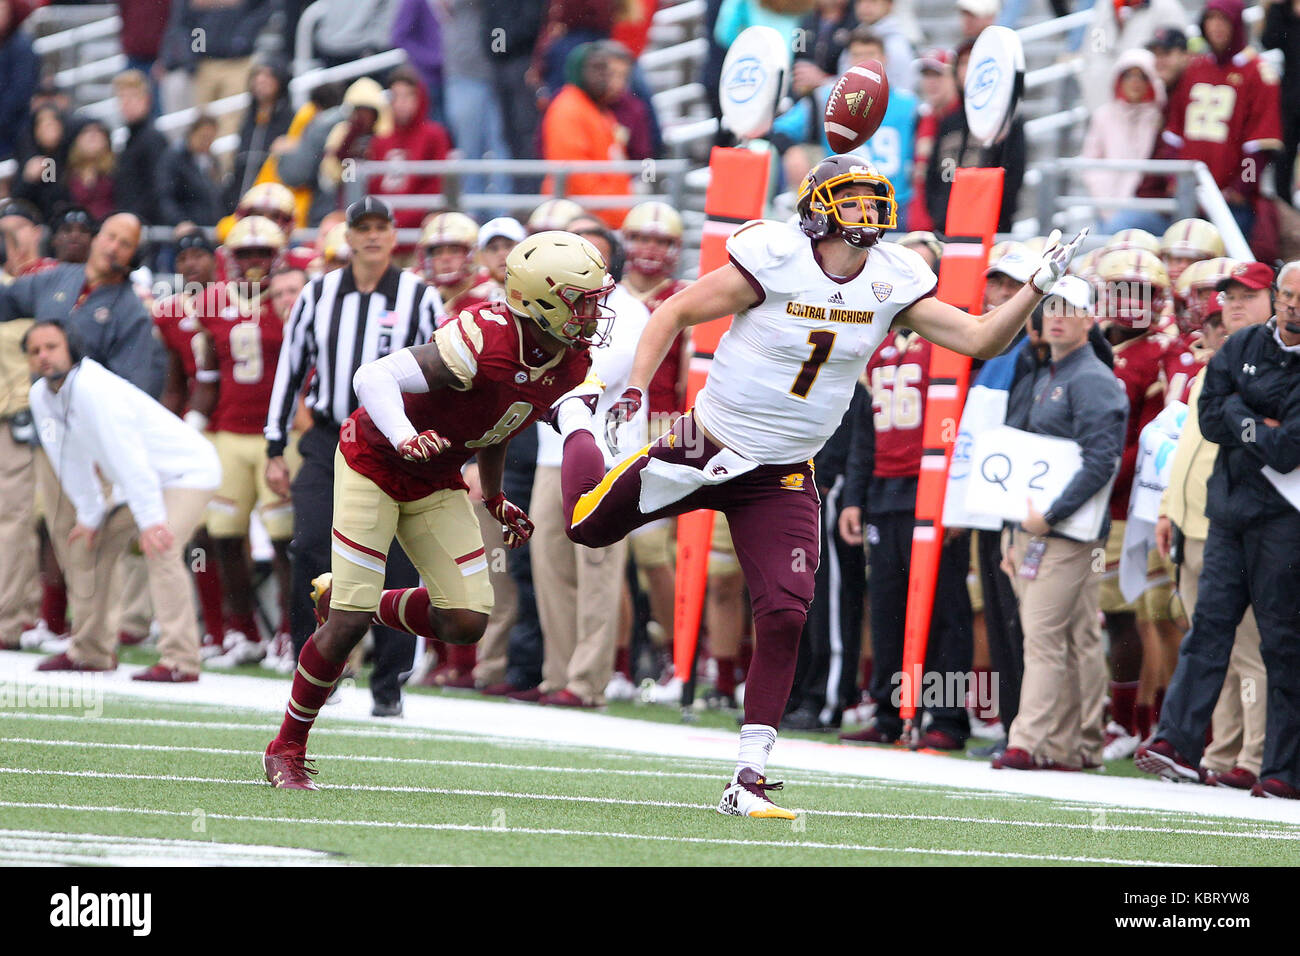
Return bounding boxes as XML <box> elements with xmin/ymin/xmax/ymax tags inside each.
<box><xmin>722</xmin><ymin>56</ymin><xmax>766</xmax><ymax>105</ymax></box>
<box><xmin>969</xmin><ymin>57</ymin><xmax>1001</xmax><ymax>110</ymax></box>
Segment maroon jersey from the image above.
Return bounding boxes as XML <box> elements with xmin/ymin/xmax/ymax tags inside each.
<box><xmin>342</xmin><ymin>304</ymin><xmax>592</xmax><ymax>501</ymax></box>
<box><xmin>865</xmin><ymin>329</ymin><xmax>930</xmax><ymax>478</ymax></box>
<box><xmin>1110</xmin><ymin>329</ymin><xmax>1177</xmax><ymax>518</ymax></box>
<box><xmin>1164</xmin><ymin>51</ymin><xmax>1283</xmax><ymax>192</ymax></box>
<box><xmin>195</xmin><ymin>283</ymin><xmax>285</xmax><ymax>434</ymax></box>
<box><xmin>1161</xmin><ymin>332</ymin><xmax>1210</xmax><ymax>407</ymax></box>
<box><xmin>633</xmin><ymin>278</ymin><xmax>690</xmax><ymax>416</ymax></box>
<box><xmin>153</xmin><ymin>293</ymin><xmax>205</xmax><ymax>384</ymax></box>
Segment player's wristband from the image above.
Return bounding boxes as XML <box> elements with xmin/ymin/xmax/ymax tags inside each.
<box><xmin>183</xmin><ymin>409</ymin><xmax>209</xmax><ymax>431</ymax></box>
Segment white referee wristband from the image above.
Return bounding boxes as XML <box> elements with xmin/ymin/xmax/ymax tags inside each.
<box><xmin>183</xmin><ymin>410</ymin><xmax>209</xmax><ymax>432</ymax></box>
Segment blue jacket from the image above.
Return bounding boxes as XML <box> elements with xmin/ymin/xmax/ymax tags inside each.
<box><xmin>0</xmin><ymin>29</ymin><xmax>37</xmax><ymax>161</ymax></box>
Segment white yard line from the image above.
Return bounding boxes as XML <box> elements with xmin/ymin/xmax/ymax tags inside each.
<box><xmin>0</xmin><ymin>801</ymin><xmax>1195</xmax><ymax>866</ymax></box>
<box><xmin>0</xmin><ymin>828</ymin><xmax>341</xmax><ymax>867</ymax></box>
<box><xmin>4</xmin><ymin>651</ymin><xmax>1299</xmax><ymax>825</ymax></box>
<box><xmin>3</xmin><ymin>737</ymin><xmax>1294</xmax><ymax>841</ymax></box>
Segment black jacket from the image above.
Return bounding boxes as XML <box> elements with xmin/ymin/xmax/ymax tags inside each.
<box><xmin>1262</xmin><ymin>1</ymin><xmax>1300</xmax><ymax>110</ymax></box>
<box><xmin>926</xmin><ymin>110</ymin><xmax>1025</xmax><ymax>233</ymax></box>
<box><xmin>815</xmin><ymin>382</ymin><xmax>868</xmax><ymax>494</ymax></box>
<box><xmin>1199</xmin><ymin>319</ymin><xmax>1300</xmax><ymax>528</ymax></box>
<box><xmin>115</xmin><ymin>118</ymin><xmax>169</xmax><ymax>225</ymax></box>
<box><xmin>158</xmin><ymin>145</ymin><xmax>224</xmax><ymax>226</ymax></box>
<box><xmin>841</xmin><ymin>380</ymin><xmax>879</xmax><ymax>514</ymax></box>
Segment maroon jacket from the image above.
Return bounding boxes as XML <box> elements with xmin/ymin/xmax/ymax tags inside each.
<box><xmin>117</xmin><ymin>0</ymin><xmax>171</xmax><ymax>60</ymax></box>
<box><xmin>365</xmin><ymin>75</ymin><xmax>451</xmax><ymax>234</ymax></box>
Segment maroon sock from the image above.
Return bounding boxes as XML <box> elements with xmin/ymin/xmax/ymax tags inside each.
<box><xmin>742</xmin><ymin>609</ymin><xmax>804</xmax><ymax>727</ymax></box>
<box><xmin>273</xmin><ymin>636</ymin><xmax>345</xmax><ymax>751</ymax></box>
<box><xmin>448</xmin><ymin>642</ymin><xmax>476</xmax><ymax>671</ymax></box>
<box><xmin>227</xmin><ymin>613</ymin><xmax>259</xmax><ymax>641</ymax></box>
<box><xmin>41</xmin><ymin>579</ymin><xmax>67</xmax><ymax>635</ymax></box>
<box><xmin>1111</xmin><ymin>681</ymin><xmax>1139</xmax><ymax>734</ymax></box>
<box><xmin>860</xmin><ymin>658</ymin><xmax>873</xmax><ymax>692</ymax></box>
<box><xmin>560</xmin><ymin>430</ymin><xmax>608</xmax><ymax>536</ymax></box>
<box><xmin>194</xmin><ymin>562</ymin><xmax>224</xmax><ymax>637</ymax></box>
<box><xmin>715</xmin><ymin>655</ymin><xmax>737</xmax><ymax>696</ymax></box>
<box><xmin>614</xmin><ymin>646</ymin><xmax>632</xmax><ymax>679</ymax></box>
<box><xmin>1135</xmin><ymin>703</ymin><xmax>1152</xmax><ymax>739</ymax></box>
<box><xmin>1153</xmin><ymin>686</ymin><xmax>1165</xmax><ymax>722</ymax></box>
<box><xmin>374</xmin><ymin>588</ymin><xmax>437</xmax><ymax>639</ymax></box>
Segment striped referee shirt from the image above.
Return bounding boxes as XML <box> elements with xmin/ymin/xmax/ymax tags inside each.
<box><xmin>264</xmin><ymin>265</ymin><xmax>442</xmax><ymax>457</ymax></box>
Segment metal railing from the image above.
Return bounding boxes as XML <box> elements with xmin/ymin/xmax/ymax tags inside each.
<box><xmin>346</xmin><ymin>158</ymin><xmax>693</xmax><ymax>214</ymax></box>
<box><xmin>30</xmin><ymin>13</ymin><xmax>122</xmax><ymax>55</ymax></box>
<box><xmin>1031</xmin><ymin>157</ymin><xmax>1253</xmax><ymax>260</ymax></box>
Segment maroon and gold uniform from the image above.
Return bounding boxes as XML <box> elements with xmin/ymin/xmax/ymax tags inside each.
<box><xmin>1160</xmin><ymin>332</ymin><xmax>1211</xmax><ymax>406</ymax></box>
<box><xmin>1110</xmin><ymin>330</ymin><xmax>1177</xmax><ymax>519</ymax></box>
<box><xmin>865</xmin><ymin>329</ymin><xmax>931</xmax><ymax>477</ymax></box>
<box><xmin>342</xmin><ymin>303</ymin><xmax>591</xmax><ymax>502</ymax></box>
<box><xmin>196</xmin><ymin>286</ymin><xmax>285</xmax><ymax>434</ymax></box>
<box><xmin>631</xmin><ymin>277</ymin><xmax>691</xmax><ymax>419</ymax></box>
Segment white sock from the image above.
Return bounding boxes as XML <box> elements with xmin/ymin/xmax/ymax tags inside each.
<box><xmin>736</xmin><ymin>723</ymin><xmax>777</xmax><ymax>778</ymax></box>
<box><xmin>556</xmin><ymin>396</ymin><xmax>595</xmax><ymax>439</ymax></box>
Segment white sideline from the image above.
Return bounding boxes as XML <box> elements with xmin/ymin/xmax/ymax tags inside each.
<box><xmin>0</xmin><ymin>803</ymin><xmax>1190</xmax><ymax>867</ymax></box>
<box><xmin>3</xmin><ymin>650</ymin><xmax>1300</xmax><ymax>825</ymax></box>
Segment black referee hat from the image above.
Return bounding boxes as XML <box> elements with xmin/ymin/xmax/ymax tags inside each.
<box><xmin>346</xmin><ymin>196</ymin><xmax>393</xmax><ymax>227</ymax></box>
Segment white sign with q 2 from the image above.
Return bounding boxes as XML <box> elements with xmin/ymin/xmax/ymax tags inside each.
<box><xmin>964</xmin><ymin>425</ymin><xmax>1110</xmax><ymax>541</ymax></box>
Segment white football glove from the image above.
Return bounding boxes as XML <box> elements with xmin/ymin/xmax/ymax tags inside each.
<box><xmin>1030</xmin><ymin>227</ymin><xmax>1090</xmax><ymax>295</ymax></box>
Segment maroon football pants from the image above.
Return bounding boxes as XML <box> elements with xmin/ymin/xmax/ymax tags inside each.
<box><xmin>560</xmin><ymin>413</ymin><xmax>820</xmax><ymax>727</ymax></box>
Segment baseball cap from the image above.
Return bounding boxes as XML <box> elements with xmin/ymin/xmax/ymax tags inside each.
<box><xmin>986</xmin><ymin>248</ymin><xmax>1035</xmax><ymax>283</ymax></box>
<box><xmin>175</xmin><ymin>229</ymin><xmax>216</xmax><ymax>254</ymax></box>
<box><xmin>1216</xmin><ymin>261</ymin><xmax>1275</xmax><ymax>292</ymax></box>
<box><xmin>0</xmin><ymin>199</ymin><xmax>41</xmax><ymax>225</ymax></box>
<box><xmin>956</xmin><ymin>0</ymin><xmax>1000</xmax><ymax>17</ymax></box>
<box><xmin>915</xmin><ymin>48</ymin><xmax>954</xmax><ymax>74</ymax></box>
<box><xmin>345</xmin><ymin>196</ymin><xmax>393</xmax><ymax>227</ymax></box>
<box><xmin>477</xmin><ymin>217</ymin><xmax>526</xmax><ymax>249</ymax></box>
<box><xmin>1146</xmin><ymin>27</ymin><xmax>1188</xmax><ymax>52</ymax></box>
<box><xmin>1044</xmin><ymin>275</ymin><xmax>1093</xmax><ymax>312</ymax></box>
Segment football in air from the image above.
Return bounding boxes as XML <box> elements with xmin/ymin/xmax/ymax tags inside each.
<box><xmin>823</xmin><ymin>60</ymin><xmax>890</xmax><ymax>154</ymax></box>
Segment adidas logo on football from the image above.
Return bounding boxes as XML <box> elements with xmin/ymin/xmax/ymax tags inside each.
<box><xmin>845</xmin><ymin>90</ymin><xmax>866</xmax><ymax>116</ymax></box>
<box><xmin>828</xmin><ymin>291</ymin><xmax>845</xmax><ymax>305</ymax></box>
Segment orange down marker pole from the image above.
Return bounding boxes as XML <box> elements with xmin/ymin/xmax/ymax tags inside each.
<box><xmin>673</xmin><ymin>146</ymin><xmax>771</xmax><ymax>702</ymax></box>
<box><xmin>898</xmin><ymin>167</ymin><xmax>1004</xmax><ymax>737</ymax></box>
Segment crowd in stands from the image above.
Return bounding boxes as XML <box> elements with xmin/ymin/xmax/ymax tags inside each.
<box><xmin>1</xmin><ymin>0</ymin><xmax>1299</xmax><ymax>796</ymax></box>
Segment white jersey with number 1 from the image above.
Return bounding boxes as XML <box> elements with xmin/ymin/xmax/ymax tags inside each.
<box><xmin>693</xmin><ymin>219</ymin><xmax>938</xmax><ymax>465</ymax></box>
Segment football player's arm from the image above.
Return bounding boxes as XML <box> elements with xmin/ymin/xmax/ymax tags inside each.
<box><xmin>898</xmin><ymin>282</ymin><xmax>1045</xmax><ymax>361</ymax></box>
<box><xmin>159</xmin><ymin>346</ymin><xmax>188</xmax><ymax>417</ymax></box>
<box><xmin>352</xmin><ymin>345</ymin><xmax>445</xmax><ymax>451</ymax></box>
<box><xmin>474</xmin><ymin>440</ymin><xmax>508</xmax><ymax>501</ymax></box>
<box><xmin>627</xmin><ymin>263</ymin><xmax>759</xmax><ymax>393</ymax></box>
<box><xmin>188</xmin><ymin>331</ymin><xmax>219</xmax><ymax>428</ymax></box>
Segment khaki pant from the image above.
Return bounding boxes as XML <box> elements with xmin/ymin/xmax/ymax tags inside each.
<box><xmin>0</xmin><ymin>426</ymin><xmax>39</xmax><ymax>644</ymax></box>
<box><xmin>471</xmin><ymin>505</ymin><xmax>518</xmax><ymax>687</ymax></box>
<box><xmin>1004</xmin><ymin>529</ymin><xmax>1108</xmax><ymax>767</ymax></box>
<box><xmin>193</xmin><ymin>56</ymin><xmax>253</xmax><ymax>141</ymax></box>
<box><xmin>1179</xmin><ymin>536</ymin><xmax>1266</xmax><ymax>775</ymax></box>
<box><xmin>38</xmin><ymin>447</ymin><xmax>212</xmax><ymax>673</ymax></box>
<box><xmin>114</xmin><ymin>553</ymin><xmax>153</xmax><ymax>638</ymax></box>
<box><xmin>531</xmin><ymin>465</ymin><xmax>627</xmax><ymax>704</ymax></box>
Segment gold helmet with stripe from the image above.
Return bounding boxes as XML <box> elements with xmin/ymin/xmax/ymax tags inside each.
<box><xmin>1104</xmin><ymin>228</ymin><xmax>1163</xmax><ymax>258</ymax></box>
<box><xmin>527</xmin><ymin>198</ymin><xmax>586</xmax><ymax>234</ymax></box>
<box><xmin>621</xmin><ymin>200</ymin><xmax>684</xmax><ymax>278</ymax></box>
<box><xmin>1097</xmin><ymin>248</ymin><xmax>1169</xmax><ymax>329</ymax></box>
<box><xmin>504</xmin><ymin>231</ymin><xmax>615</xmax><ymax>348</ymax></box>
<box><xmin>1174</xmin><ymin>256</ymin><xmax>1237</xmax><ymax>333</ymax></box>
<box><xmin>223</xmin><ymin>214</ymin><xmax>286</xmax><ymax>287</ymax></box>
<box><xmin>1161</xmin><ymin>218</ymin><xmax>1225</xmax><ymax>287</ymax></box>
<box><xmin>418</xmin><ymin>212</ymin><xmax>480</xmax><ymax>286</ymax></box>
<box><xmin>237</xmin><ymin>182</ymin><xmax>296</xmax><ymax>237</ymax></box>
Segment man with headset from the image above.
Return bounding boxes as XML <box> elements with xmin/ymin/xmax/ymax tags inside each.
<box><xmin>0</xmin><ymin>212</ymin><xmax>168</xmax><ymax>663</ymax></box>
<box><xmin>1137</xmin><ymin>261</ymin><xmax>1300</xmax><ymax>799</ymax></box>
<box><xmin>23</xmin><ymin>319</ymin><xmax>220</xmax><ymax>678</ymax></box>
